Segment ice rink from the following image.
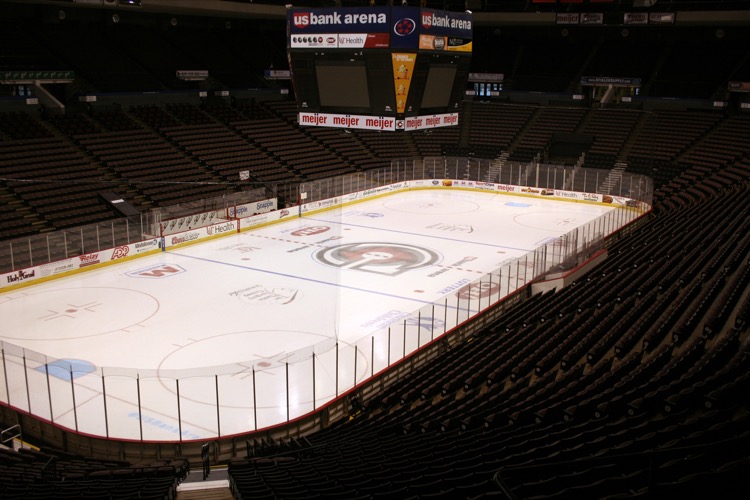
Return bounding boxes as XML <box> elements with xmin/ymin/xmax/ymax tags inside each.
<box><xmin>0</xmin><ymin>189</ymin><xmax>618</xmax><ymax>440</ymax></box>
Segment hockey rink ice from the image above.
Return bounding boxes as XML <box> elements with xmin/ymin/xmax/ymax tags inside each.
<box><xmin>0</xmin><ymin>189</ymin><xmax>619</xmax><ymax>441</ymax></box>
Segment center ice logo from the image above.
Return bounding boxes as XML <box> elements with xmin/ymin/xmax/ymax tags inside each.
<box><xmin>314</xmin><ymin>242</ymin><xmax>440</xmax><ymax>276</ymax></box>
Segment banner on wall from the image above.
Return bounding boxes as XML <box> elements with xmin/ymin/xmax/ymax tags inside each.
<box><xmin>228</xmin><ymin>199</ymin><xmax>277</xmax><ymax>219</ymax></box>
<box><xmin>581</xmin><ymin>76</ymin><xmax>642</xmax><ymax>87</ymax></box>
<box><xmin>392</xmin><ymin>53</ymin><xmax>416</xmax><ymax>114</ymax></box>
<box><xmin>299</xmin><ymin>112</ymin><xmax>397</xmax><ymax>131</ymax></box>
<box><xmin>418</xmin><ymin>35</ymin><xmax>472</xmax><ymax>52</ymax></box>
<box><xmin>419</xmin><ymin>8</ymin><xmax>473</xmax><ymax>39</ymax></box>
<box><xmin>728</xmin><ymin>81</ymin><xmax>750</xmax><ymax>92</ymax></box>
<box><xmin>400</xmin><ymin>113</ymin><xmax>459</xmax><ymax>131</ymax></box>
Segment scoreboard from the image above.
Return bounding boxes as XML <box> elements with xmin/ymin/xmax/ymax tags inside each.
<box><xmin>287</xmin><ymin>6</ymin><xmax>472</xmax><ymax>132</ymax></box>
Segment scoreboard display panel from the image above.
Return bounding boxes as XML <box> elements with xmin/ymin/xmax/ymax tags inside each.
<box><xmin>420</xmin><ymin>65</ymin><xmax>458</xmax><ymax>110</ymax></box>
<box><xmin>287</xmin><ymin>6</ymin><xmax>472</xmax><ymax>132</ymax></box>
<box><xmin>290</xmin><ymin>50</ymin><xmax>396</xmax><ymax>117</ymax></box>
<box><xmin>315</xmin><ymin>63</ymin><xmax>370</xmax><ymax>110</ymax></box>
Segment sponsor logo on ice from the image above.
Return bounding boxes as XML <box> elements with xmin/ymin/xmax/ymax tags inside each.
<box><xmin>127</xmin><ymin>264</ymin><xmax>186</xmax><ymax>279</ymax></box>
<box><xmin>456</xmin><ymin>281</ymin><xmax>501</xmax><ymax>301</ymax></box>
<box><xmin>230</xmin><ymin>285</ymin><xmax>301</xmax><ymax>305</ymax></box>
<box><xmin>292</xmin><ymin>226</ymin><xmax>331</xmax><ymax>237</ymax></box>
<box><xmin>405</xmin><ymin>316</ymin><xmax>446</xmax><ymax>332</ymax></box>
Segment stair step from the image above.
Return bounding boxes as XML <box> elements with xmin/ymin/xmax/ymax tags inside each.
<box><xmin>176</xmin><ymin>485</ymin><xmax>233</xmax><ymax>500</ymax></box>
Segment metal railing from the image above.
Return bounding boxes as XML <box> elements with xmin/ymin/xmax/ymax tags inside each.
<box><xmin>0</xmin><ymin>187</ymin><xmax>269</xmax><ymax>274</ymax></box>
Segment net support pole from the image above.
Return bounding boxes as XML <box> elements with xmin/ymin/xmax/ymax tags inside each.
<box><xmin>70</xmin><ymin>364</ymin><xmax>78</xmax><ymax>432</ymax></box>
<box><xmin>215</xmin><ymin>374</ymin><xmax>221</xmax><ymax>437</ymax></box>
<box><xmin>417</xmin><ymin>311</ymin><xmax>422</xmax><ymax>348</ymax></box>
<box><xmin>455</xmin><ymin>294</ymin><xmax>460</xmax><ymax>326</ymax></box>
<box><xmin>486</xmin><ymin>274</ymin><xmax>492</xmax><ymax>312</ymax></box>
<box><xmin>387</xmin><ymin>327</ymin><xmax>391</xmax><ymax>366</ymax></box>
<box><xmin>286</xmin><ymin>362</ymin><xmax>290</xmax><ymax>423</ymax></box>
<box><xmin>1</xmin><ymin>348</ymin><xmax>9</xmax><ymax>406</ymax></box>
<box><xmin>443</xmin><ymin>298</ymin><xmax>448</xmax><ymax>335</ymax></box>
<box><xmin>102</xmin><ymin>371</ymin><xmax>109</xmax><ymax>438</ymax></box>
<box><xmin>45</xmin><ymin>360</ymin><xmax>53</xmax><ymax>426</ymax></box>
<box><xmin>176</xmin><ymin>379</ymin><xmax>182</xmax><ymax>442</ymax></box>
<box><xmin>431</xmin><ymin>305</ymin><xmax>435</xmax><ymax>342</ymax></box>
<box><xmin>312</xmin><ymin>353</ymin><xmax>316</xmax><ymax>410</ymax></box>
<box><xmin>402</xmin><ymin>320</ymin><xmax>407</xmax><ymax>358</ymax></box>
<box><xmin>136</xmin><ymin>374</ymin><xmax>142</xmax><ymax>440</ymax></box>
<box><xmin>23</xmin><ymin>354</ymin><xmax>31</xmax><ymax>417</ymax></box>
<box><xmin>252</xmin><ymin>368</ymin><xmax>258</xmax><ymax>431</ymax></box>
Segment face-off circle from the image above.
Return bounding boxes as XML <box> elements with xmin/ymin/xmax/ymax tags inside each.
<box><xmin>0</xmin><ymin>287</ymin><xmax>159</xmax><ymax>341</ymax></box>
<box><xmin>313</xmin><ymin>242</ymin><xmax>440</xmax><ymax>276</ymax></box>
<box><xmin>383</xmin><ymin>197</ymin><xmax>480</xmax><ymax>215</ymax></box>
<box><xmin>513</xmin><ymin>211</ymin><xmax>583</xmax><ymax>231</ymax></box>
<box><xmin>157</xmin><ymin>329</ymin><xmax>364</xmax><ymax>408</ymax></box>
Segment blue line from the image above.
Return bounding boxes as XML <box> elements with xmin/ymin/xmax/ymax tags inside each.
<box><xmin>304</xmin><ymin>216</ymin><xmax>533</xmax><ymax>252</ymax></box>
<box><xmin>167</xmin><ymin>251</ymin><xmax>446</xmax><ymax>307</ymax></box>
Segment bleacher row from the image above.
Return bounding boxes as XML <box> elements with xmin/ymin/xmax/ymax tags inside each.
<box><xmin>0</xmin><ymin>445</ymin><xmax>188</xmax><ymax>500</ymax></box>
<box><xmin>2</xmin><ymin>100</ymin><xmax>750</xmax><ymax>242</ymax></box>
<box><xmin>225</xmin><ymin>167</ymin><xmax>750</xmax><ymax>499</ymax></box>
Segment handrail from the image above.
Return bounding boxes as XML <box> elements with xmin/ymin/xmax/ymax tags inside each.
<box><xmin>0</xmin><ymin>424</ymin><xmax>21</xmax><ymax>447</ymax></box>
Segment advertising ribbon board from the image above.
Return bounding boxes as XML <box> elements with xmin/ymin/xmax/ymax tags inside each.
<box><xmin>289</xmin><ymin>6</ymin><xmax>390</xmax><ymax>35</ymax></box>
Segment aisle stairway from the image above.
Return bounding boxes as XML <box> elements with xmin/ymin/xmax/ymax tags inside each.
<box><xmin>176</xmin><ymin>467</ymin><xmax>232</xmax><ymax>500</ymax></box>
